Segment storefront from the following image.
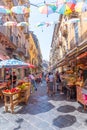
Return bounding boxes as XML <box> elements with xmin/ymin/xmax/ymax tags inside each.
<box><xmin>0</xmin><ymin>32</ymin><xmax>16</xmax><ymax>81</ymax></box>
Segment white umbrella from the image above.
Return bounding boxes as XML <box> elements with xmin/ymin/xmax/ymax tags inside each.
<box><xmin>0</xmin><ymin>58</ymin><xmax>29</xmax><ymax>68</ymax></box>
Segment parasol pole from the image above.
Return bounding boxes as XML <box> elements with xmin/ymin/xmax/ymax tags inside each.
<box><xmin>12</xmin><ymin>68</ymin><xmax>13</xmax><ymax>88</ymax></box>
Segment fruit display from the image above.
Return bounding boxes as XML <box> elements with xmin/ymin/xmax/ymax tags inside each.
<box><xmin>3</xmin><ymin>88</ymin><xmax>20</xmax><ymax>94</ymax></box>
<box><xmin>75</xmin><ymin>81</ymin><xmax>84</xmax><ymax>87</ymax></box>
<box><xmin>65</xmin><ymin>74</ymin><xmax>76</xmax><ymax>86</ymax></box>
<box><xmin>17</xmin><ymin>82</ymin><xmax>30</xmax><ymax>90</ymax></box>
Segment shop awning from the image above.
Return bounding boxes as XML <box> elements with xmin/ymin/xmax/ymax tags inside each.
<box><xmin>77</xmin><ymin>52</ymin><xmax>87</xmax><ymax>60</ymax></box>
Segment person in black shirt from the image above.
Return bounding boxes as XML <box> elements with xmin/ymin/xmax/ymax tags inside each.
<box><xmin>55</xmin><ymin>71</ymin><xmax>61</xmax><ymax>91</ymax></box>
<box><xmin>12</xmin><ymin>72</ymin><xmax>17</xmax><ymax>88</ymax></box>
<box><xmin>5</xmin><ymin>73</ymin><xmax>12</xmax><ymax>88</ymax></box>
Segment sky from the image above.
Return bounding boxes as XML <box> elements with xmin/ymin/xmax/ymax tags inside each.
<box><xmin>29</xmin><ymin>0</ymin><xmax>59</xmax><ymax>61</ymax></box>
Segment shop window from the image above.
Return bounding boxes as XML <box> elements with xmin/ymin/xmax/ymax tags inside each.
<box><xmin>73</xmin><ymin>23</ymin><xmax>79</xmax><ymax>46</ymax></box>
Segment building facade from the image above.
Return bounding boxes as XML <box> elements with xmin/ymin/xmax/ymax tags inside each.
<box><xmin>50</xmin><ymin>11</ymin><xmax>87</xmax><ymax>72</ymax></box>
<box><xmin>0</xmin><ymin>0</ymin><xmax>43</xmax><ymax>79</ymax></box>
<box><xmin>0</xmin><ymin>0</ymin><xmax>30</xmax><ymax>61</ymax></box>
<box><xmin>29</xmin><ymin>31</ymin><xmax>42</xmax><ymax>73</ymax></box>
<box><xmin>0</xmin><ymin>0</ymin><xmax>31</xmax><ymax>79</ymax></box>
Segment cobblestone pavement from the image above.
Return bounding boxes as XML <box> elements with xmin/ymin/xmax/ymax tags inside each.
<box><xmin>0</xmin><ymin>81</ymin><xmax>87</xmax><ymax>130</ymax></box>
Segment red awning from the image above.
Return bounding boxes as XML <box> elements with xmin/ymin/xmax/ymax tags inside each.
<box><xmin>77</xmin><ymin>52</ymin><xmax>87</xmax><ymax>60</ymax></box>
<box><xmin>0</xmin><ymin>54</ymin><xmax>9</xmax><ymax>60</ymax></box>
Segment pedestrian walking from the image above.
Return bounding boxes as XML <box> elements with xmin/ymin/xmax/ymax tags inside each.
<box><xmin>28</xmin><ymin>73</ymin><xmax>37</xmax><ymax>91</ymax></box>
<box><xmin>47</xmin><ymin>72</ymin><xmax>55</xmax><ymax>96</ymax></box>
<box><xmin>46</xmin><ymin>73</ymin><xmax>50</xmax><ymax>94</ymax></box>
<box><xmin>55</xmin><ymin>71</ymin><xmax>62</xmax><ymax>92</ymax></box>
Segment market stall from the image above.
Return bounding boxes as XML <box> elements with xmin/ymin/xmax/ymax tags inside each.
<box><xmin>63</xmin><ymin>71</ymin><xmax>77</xmax><ymax>99</ymax></box>
<box><xmin>75</xmin><ymin>51</ymin><xmax>87</xmax><ymax>110</ymax></box>
<box><xmin>2</xmin><ymin>81</ymin><xmax>31</xmax><ymax>113</ymax></box>
<box><xmin>0</xmin><ymin>59</ymin><xmax>31</xmax><ymax>113</ymax></box>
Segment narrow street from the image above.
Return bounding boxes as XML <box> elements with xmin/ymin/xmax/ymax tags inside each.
<box><xmin>0</xmin><ymin>80</ymin><xmax>87</xmax><ymax>130</ymax></box>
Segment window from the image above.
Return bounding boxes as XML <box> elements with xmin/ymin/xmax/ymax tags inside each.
<box><xmin>73</xmin><ymin>23</ymin><xmax>79</xmax><ymax>46</ymax></box>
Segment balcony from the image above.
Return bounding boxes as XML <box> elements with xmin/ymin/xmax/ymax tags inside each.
<box><xmin>6</xmin><ymin>48</ymin><xmax>14</xmax><ymax>55</ymax></box>
<box><xmin>69</xmin><ymin>11</ymin><xmax>79</xmax><ymax>19</ymax></box>
<box><xmin>16</xmin><ymin>47</ymin><xmax>26</xmax><ymax>55</ymax></box>
<box><xmin>70</xmin><ymin>38</ymin><xmax>76</xmax><ymax>50</ymax></box>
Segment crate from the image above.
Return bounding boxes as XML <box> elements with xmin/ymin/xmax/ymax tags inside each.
<box><xmin>19</xmin><ymin>85</ymin><xmax>31</xmax><ymax>104</ymax></box>
<box><xmin>2</xmin><ymin>84</ymin><xmax>31</xmax><ymax>113</ymax></box>
<box><xmin>2</xmin><ymin>91</ymin><xmax>20</xmax><ymax>113</ymax></box>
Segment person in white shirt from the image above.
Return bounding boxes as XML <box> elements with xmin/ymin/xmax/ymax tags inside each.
<box><xmin>47</xmin><ymin>72</ymin><xmax>55</xmax><ymax>96</ymax></box>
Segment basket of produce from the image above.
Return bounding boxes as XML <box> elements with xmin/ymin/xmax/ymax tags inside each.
<box><xmin>17</xmin><ymin>82</ymin><xmax>30</xmax><ymax>91</ymax></box>
<box><xmin>2</xmin><ymin>88</ymin><xmax>20</xmax><ymax>95</ymax></box>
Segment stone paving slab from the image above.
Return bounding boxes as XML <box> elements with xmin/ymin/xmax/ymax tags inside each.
<box><xmin>0</xmin><ymin>81</ymin><xmax>87</xmax><ymax>130</ymax></box>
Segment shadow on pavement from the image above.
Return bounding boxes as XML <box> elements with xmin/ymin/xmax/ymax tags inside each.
<box><xmin>50</xmin><ymin>93</ymin><xmax>67</xmax><ymax>101</ymax></box>
<box><xmin>53</xmin><ymin>114</ymin><xmax>76</xmax><ymax>128</ymax></box>
<box><xmin>57</xmin><ymin>105</ymin><xmax>76</xmax><ymax>113</ymax></box>
<box><xmin>13</xmin><ymin>118</ymin><xmax>24</xmax><ymax>130</ymax></box>
<box><xmin>18</xmin><ymin>101</ymin><xmax>55</xmax><ymax>115</ymax></box>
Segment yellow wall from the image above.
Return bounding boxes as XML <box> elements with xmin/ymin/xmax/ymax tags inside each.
<box><xmin>29</xmin><ymin>33</ymin><xmax>38</xmax><ymax>66</ymax></box>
